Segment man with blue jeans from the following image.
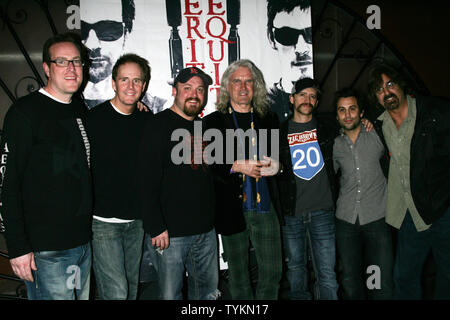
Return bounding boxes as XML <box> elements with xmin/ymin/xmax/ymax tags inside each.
<box><xmin>86</xmin><ymin>53</ymin><xmax>152</xmax><ymax>299</ymax></box>
<box><xmin>278</xmin><ymin>78</ymin><xmax>339</xmax><ymax>300</ymax></box>
<box><xmin>333</xmin><ymin>87</ymin><xmax>394</xmax><ymax>299</ymax></box>
<box><xmin>0</xmin><ymin>33</ymin><xmax>92</xmax><ymax>299</ymax></box>
<box><xmin>368</xmin><ymin>63</ymin><xmax>450</xmax><ymax>299</ymax></box>
<box><xmin>138</xmin><ymin>67</ymin><xmax>219</xmax><ymax>300</ymax></box>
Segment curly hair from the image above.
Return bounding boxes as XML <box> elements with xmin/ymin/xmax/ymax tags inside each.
<box><xmin>216</xmin><ymin>59</ymin><xmax>269</xmax><ymax>117</ymax></box>
<box><xmin>367</xmin><ymin>63</ymin><xmax>409</xmax><ymax>108</ymax></box>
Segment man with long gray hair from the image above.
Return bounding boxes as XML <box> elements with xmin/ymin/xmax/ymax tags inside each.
<box><xmin>204</xmin><ymin>59</ymin><xmax>283</xmax><ymax>300</ymax></box>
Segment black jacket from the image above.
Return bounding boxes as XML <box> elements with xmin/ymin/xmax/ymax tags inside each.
<box><xmin>374</xmin><ymin>94</ymin><xmax>450</xmax><ymax>225</ymax></box>
<box><xmin>277</xmin><ymin>113</ymin><xmax>339</xmax><ymax>217</ymax></box>
<box><xmin>203</xmin><ymin>109</ymin><xmax>282</xmax><ymax>235</ymax></box>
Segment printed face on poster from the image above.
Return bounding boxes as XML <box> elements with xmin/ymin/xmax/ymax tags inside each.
<box><xmin>80</xmin><ymin>0</ymin><xmax>313</xmax><ymax>120</ymax></box>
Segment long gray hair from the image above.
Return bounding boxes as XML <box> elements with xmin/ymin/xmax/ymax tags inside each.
<box><xmin>216</xmin><ymin>59</ymin><xmax>269</xmax><ymax>118</ymax></box>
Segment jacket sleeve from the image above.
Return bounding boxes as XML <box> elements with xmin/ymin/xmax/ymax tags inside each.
<box><xmin>137</xmin><ymin>118</ymin><xmax>167</xmax><ymax>238</ymax></box>
<box><xmin>0</xmin><ymin>106</ymin><xmax>34</xmax><ymax>258</ymax></box>
<box><xmin>203</xmin><ymin>112</ymin><xmax>235</xmax><ymax>184</ymax></box>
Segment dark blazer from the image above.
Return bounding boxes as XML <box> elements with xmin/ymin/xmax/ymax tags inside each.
<box><xmin>203</xmin><ymin>109</ymin><xmax>282</xmax><ymax>235</ymax></box>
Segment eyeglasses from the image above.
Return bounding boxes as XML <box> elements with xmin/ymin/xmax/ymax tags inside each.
<box><xmin>81</xmin><ymin>20</ymin><xmax>125</xmax><ymax>42</ymax></box>
<box><xmin>50</xmin><ymin>58</ymin><xmax>84</xmax><ymax>67</ymax></box>
<box><xmin>375</xmin><ymin>80</ymin><xmax>396</xmax><ymax>94</ymax></box>
<box><xmin>273</xmin><ymin>26</ymin><xmax>313</xmax><ymax>46</ymax></box>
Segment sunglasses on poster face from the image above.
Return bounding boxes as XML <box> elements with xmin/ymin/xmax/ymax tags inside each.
<box><xmin>81</xmin><ymin>20</ymin><xmax>125</xmax><ymax>42</ymax></box>
<box><xmin>273</xmin><ymin>26</ymin><xmax>313</xmax><ymax>46</ymax></box>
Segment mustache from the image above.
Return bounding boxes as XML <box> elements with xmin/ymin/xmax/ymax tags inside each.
<box><xmin>299</xmin><ymin>103</ymin><xmax>314</xmax><ymax>108</ymax></box>
<box><xmin>88</xmin><ymin>48</ymin><xmax>108</xmax><ymax>61</ymax></box>
<box><xmin>186</xmin><ymin>98</ymin><xmax>201</xmax><ymax>104</ymax></box>
<box><xmin>384</xmin><ymin>94</ymin><xmax>397</xmax><ymax>102</ymax></box>
<box><xmin>291</xmin><ymin>51</ymin><xmax>312</xmax><ymax>67</ymax></box>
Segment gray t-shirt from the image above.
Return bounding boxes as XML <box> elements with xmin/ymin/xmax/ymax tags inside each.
<box><xmin>288</xmin><ymin>119</ymin><xmax>334</xmax><ymax>215</ymax></box>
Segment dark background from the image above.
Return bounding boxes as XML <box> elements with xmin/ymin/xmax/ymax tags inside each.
<box><xmin>338</xmin><ymin>0</ymin><xmax>450</xmax><ymax>99</ymax></box>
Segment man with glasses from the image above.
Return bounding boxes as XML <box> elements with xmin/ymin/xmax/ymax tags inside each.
<box><xmin>80</xmin><ymin>0</ymin><xmax>166</xmax><ymax>112</ymax></box>
<box><xmin>368</xmin><ymin>63</ymin><xmax>450</xmax><ymax>299</ymax></box>
<box><xmin>0</xmin><ymin>33</ymin><xmax>92</xmax><ymax>300</ymax></box>
<box><xmin>267</xmin><ymin>0</ymin><xmax>314</xmax><ymax>122</ymax></box>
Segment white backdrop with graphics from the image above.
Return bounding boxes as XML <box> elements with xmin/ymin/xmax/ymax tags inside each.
<box><xmin>80</xmin><ymin>0</ymin><xmax>313</xmax><ymax>119</ymax></box>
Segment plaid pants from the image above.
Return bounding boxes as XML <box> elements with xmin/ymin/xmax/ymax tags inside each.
<box><xmin>222</xmin><ymin>208</ymin><xmax>282</xmax><ymax>299</ymax></box>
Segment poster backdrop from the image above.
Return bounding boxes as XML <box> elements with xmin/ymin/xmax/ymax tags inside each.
<box><xmin>80</xmin><ymin>0</ymin><xmax>313</xmax><ymax>121</ymax></box>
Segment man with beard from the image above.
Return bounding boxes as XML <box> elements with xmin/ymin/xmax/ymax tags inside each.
<box><xmin>368</xmin><ymin>63</ymin><xmax>450</xmax><ymax>299</ymax></box>
<box><xmin>138</xmin><ymin>67</ymin><xmax>220</xmax><ymax>300</ymax></box>
<box><xmin>80</xmin><ymin>0</ymin><xmax>166</xmax><ymax>112</ymax></box>
<box><xmin>332</xmin><ymin>87</ymin><xmax>394</xmax><ymax>299</ymax></box>
<box><xmin>277</xmin><ymin>77</ymin><xmax>339</xmax><ymax>299</ymax></box>
<box><xmin>266</xmin><ymin>0</ymin><xmax>314</xmax><ymax>122</ymax></box>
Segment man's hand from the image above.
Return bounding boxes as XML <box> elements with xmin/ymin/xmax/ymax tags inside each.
<box><xmin>232</xmin><ymin>160</ymin><xmax>263</xmax><ymax>178</ymax></box>
<box><xmin>260</xmin><ymin>156</ymin><xmax>280</xmax><ymax>177</ymax></box>
<box><xmin>137</xmin><ymin>101</ymin><xmax>150</xmax><ymax>112</ymax></box>
<box><xmin>152</xmin><ymin>230</ymin><xmax>169</xmax><ymax>250</ymax></box>
<box><xmin>10</xmin><ymin>252</ymin><xmax>37</xmax><ymax>282</ymax></box>
<box><xmin>361</xmin><ymin>118</ymin><xmax>373</xmax><ymax>132</ymax></box>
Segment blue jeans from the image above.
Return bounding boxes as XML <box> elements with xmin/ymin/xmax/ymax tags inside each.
<box><xmin>155</xmin><ymin>228</ymin><xmax>219</xmax><ymax>300</ymax></box>
<box><xmin>335</xmin><ymin>217</ymin><xmax>394</xmax><ymax>299</ymax></box>
<box><xmin>282</xmin><ymin>210</ymin><xmax>338</xmax><ymax>300</ymax></box>
<box><xmin>394</xmin><ymin>207</ymin><xmax>450</xmax><ymax>299</ymax></box>
<box><xmin>92</xmin><ymin>219</ymin><xmax>144</xmax><ymax>300</ymax></box>
<box><xmin>140</xmin><ymin>233</ymin><xmax>159</xmax><ymax>283</ymax></box>
<box><xmin>25</xmin><ymin>243</ymin><xmax>91</xmax><ymax>300</ymax></box>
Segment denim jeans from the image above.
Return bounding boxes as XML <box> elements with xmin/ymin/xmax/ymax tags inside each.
<box><xmin>282</xmin><ymin>210</ymin><xmax>338</xmax><ymax>300</ymax></box>
<box><xmin>394</xmin><ymin>207</ymin><xmax>450</xmax><ymax>299</ymax></box>
<box><xmin>140</xmin><ymin>233</ymin><xmax>159</xmax><ymax>283</ymax></box>
<box><xmin>221</xmin><ymin>209</ymin><xmax>282</xmax><ymax>300</ymax></box>
<box><xmin>25</xmin><ymin>242</ymin><xmax>91</xmax><ymax>300</ymax></box>
<box><xmin>92</xmin><ymin>219</ymin><xmax>144</xmax><ymax>300</ymax></box>
<box><xmin>335</xmin><ymin>217</ymin><xmax>394</xmax><ymax>300</ymax></box>
<box><xmin>155</xmin><ymin>228</ymin><xmax>219</xmax><ymax>300</ymax></box>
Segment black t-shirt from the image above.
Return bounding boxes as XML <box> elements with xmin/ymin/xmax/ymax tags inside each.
<box><xmin>138</xmin><ymin>108</ymin><xmax>215</xmax><ymax>238</ymax></box>
<box><xmin>288</xmin><ymin>119</ymin><xmax>334</xmax><ymax>215</ymax></box>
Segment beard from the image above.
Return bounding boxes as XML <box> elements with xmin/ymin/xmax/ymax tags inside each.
<box><xmin>341</xmin><ymin>118</ymin><xmax>361</xmax><ymax>131</ymax></box>
<box><xmin>383</xmin><ymin>93</ymin><xmax>400</xmax><ymax>110</ymax></box>
<box><xmin>88</xmin><ymin>49</ymin><xmax>113</xmax><ymax>84</ymax></box>
<box><xmin>183</xmin><ymin>98</ymin><xmax>204</xmax><ymax>117</ymax></box>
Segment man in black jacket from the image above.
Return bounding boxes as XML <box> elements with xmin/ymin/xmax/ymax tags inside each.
<box><xmin>277</xmin><ymin>77</ymin><xmax>339</xmax><ymax>300</ymax></box>
<box><xmin>0</xmin><ymin>33</ymin><xmax>92</xmax><ymax>300</ymax></box>
<box><xmin>204</xmin><ymin>59</ymin><xmax>282</xmax><ymax>300</ymax></box>
<box><xmin>368</xmin><ymin>63</ymin><xmax>450</xmax><ymax>299</ymax></box>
